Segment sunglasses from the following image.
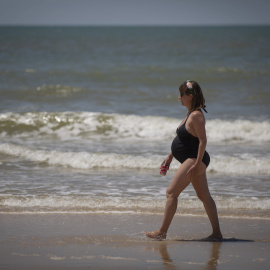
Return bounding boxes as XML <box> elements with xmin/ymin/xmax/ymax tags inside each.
<box><xmin>180</xmin><ymin>89</ymin><xmax>194</xmax><ymax>97</ymax></box>
<box><xmin>180</xmin><ymin>92</ymin><xmax>188</xmax><ymax>98</ymax></box>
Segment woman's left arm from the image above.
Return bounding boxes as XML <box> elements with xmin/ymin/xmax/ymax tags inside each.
<box><xmin>187</xmin><ymin>112</ymin><xmax>207</xmax><ymax>177</ymax></box>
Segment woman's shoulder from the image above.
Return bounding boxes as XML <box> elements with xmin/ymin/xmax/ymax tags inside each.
<box><xmin>189</xmin><ymin>110</ymin><xmax>205</xmax><ymax>123</ymax></box>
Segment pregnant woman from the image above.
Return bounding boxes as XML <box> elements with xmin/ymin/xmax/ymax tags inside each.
<box><xmin>145</xmin><ymin>80</ymin><xmax>223</xmax><ymax>241</ymax></box>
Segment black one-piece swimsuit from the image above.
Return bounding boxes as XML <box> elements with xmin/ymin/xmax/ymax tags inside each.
<box><xmin>171</xmin><ymin>112</ymin><xmax>210</xmax><ymax>168</ymax></box>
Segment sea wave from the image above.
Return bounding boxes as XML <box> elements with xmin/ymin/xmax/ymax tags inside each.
<box><xmin>0</xmin><ymin>111</ymin><xmax>269</xmax><ymax>143</ymax></box>
<box><xmin>36</xmin><ymin>84</ymin><xmax>85</xmax><ymax>96</ymax></box>
<box><xmin>0</xmin><ymin>194</ymin><xmax>269</xmax><ymax>218</ymax></box>
<box><xmin>0</xmin><ymin>143</ymin><xmax>269</xmax><ymax>175</ymax></box>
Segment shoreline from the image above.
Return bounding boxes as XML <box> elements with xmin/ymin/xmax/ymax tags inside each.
<box><xmin>1</xmin><ymin>213</ymin><xmax>270</xmax><ymax>269</ymax></box>
<box><xmin>0</xmin><ymin>210</ymin><xmax>269</xmax><ymax>220</ymax></box>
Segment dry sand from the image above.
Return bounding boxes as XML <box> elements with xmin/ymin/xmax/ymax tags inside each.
<box><xmin>1</xmin><ymin>213</ymin><xmax>270</xmax><ymax>269</ymax></box>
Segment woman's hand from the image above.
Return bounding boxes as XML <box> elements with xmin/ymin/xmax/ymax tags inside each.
<box><xmin>161</xmin><ymin>153</ymin><xmax>173</xmax><ymax>170</ymax></box>
<box><xmin>187</xmin><ymin>162</ymin><xmax>200</xmax><ymax>179</ymax></box>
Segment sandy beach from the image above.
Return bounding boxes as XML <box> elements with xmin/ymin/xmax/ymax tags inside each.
<box><xmin>1</xmin><ymin>213</ymin><xmax>269</xmax><ymax>269</ymax></box>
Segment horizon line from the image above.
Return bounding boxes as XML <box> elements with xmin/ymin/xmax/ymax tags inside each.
<box><xmin>1</xmin><ymin>23</ymin><xmax>270</xmax><ymax>27</ymax></box>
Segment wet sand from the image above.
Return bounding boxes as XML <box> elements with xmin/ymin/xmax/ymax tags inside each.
<box><xmin>1</xmin><ymin>213</ymin><xmax>270</xmax><ymax>269</ymax></box>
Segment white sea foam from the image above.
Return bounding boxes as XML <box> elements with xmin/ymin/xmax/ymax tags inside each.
<box><xmin>0</xmin><ymin>112</ymin><xmax>269</xmax><ymax>143</ymax></box>
<box><xmin>1</xmin><ymin>194</ymin><xmax>269</xmax><ymax>218</ymax></box>
<box><xmin>0</xmin><ymin>143</ymin><xmax>161</xmax><ymax>169</ymax></box>
<box><xmin>0</xmin><ymin>143</ymin><xmax>269</xmax><ymax>175</ymax></box>
<box><xmin>207</xmin><ymin>119</ymin><xmax>270</xmax><ymax>143</ymax></box>
<box><xmin>208</xmin><ymin>155</ymin><xmax>270</xmax><ymax>175</ymax></box>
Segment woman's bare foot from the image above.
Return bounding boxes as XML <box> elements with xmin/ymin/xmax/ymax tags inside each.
<box><xmin>202</xmin><ymin>233</ymin><xmax>223</xmax><ymax>242</ymax></box>
<box><xmin>144</xmin><ymin>230</ymin><xmax>167</xmax><ymax>240</ymax></box>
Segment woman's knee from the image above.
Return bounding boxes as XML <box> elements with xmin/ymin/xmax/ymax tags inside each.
<box><xmin>166</xmin><ymin>188</ymin><xmax>179</xmax><ymax>201</ymax></box>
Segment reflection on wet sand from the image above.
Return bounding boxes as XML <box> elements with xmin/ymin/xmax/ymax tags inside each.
<box><xmin>205</xmin><ymin>242</ymin><xmax>221</xmax><ymax>270</ymax></box>
<box><xmin>144</xmin><ymin>241</ymin><xmax>176</xmax><ymax>268</ymax></box>
<box><xmin>146</xmin><ymin>240</ymin><xmax>222</xmax><ymax>270</ymax></box>
<box><xmin>158</xmin><ymin>242</ymin><xmax>176</xmax><ymax>268</ymax></box>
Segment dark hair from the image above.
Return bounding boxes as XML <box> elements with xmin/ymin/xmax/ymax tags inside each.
<box><xmin>179</xmin><ymin>80</ymin><xmax>207</xmax><ymax>112</ymax></box>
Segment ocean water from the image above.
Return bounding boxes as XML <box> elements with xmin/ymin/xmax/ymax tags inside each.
<box><xmin>0</xmin><ymin>26</ymin><xmax>269</xmax><ymax>218</ymax></box>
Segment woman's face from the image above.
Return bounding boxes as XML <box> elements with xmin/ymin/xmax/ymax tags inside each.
<box><xmin>178</xmin><ymin>91</ymin><xmax>193</xmax><ymax>108</ymax></box>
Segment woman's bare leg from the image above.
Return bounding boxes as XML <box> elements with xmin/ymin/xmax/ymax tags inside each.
<box><xmin>192</xmin><ymin>172</ymin><xmax>223</xmax><ymax>239</ymax></box>
<box><xmin>145</xmin><ymin>159</ymin><xmax>205</xmax><ymax>239</ymax></box>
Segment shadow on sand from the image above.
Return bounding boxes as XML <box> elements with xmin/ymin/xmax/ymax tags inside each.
<box><xmin>176</xmin><ymin>237</ymin><xmax>254</xmax><ymax>242</ymax></box>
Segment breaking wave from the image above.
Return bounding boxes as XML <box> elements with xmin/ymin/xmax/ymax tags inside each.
<box><xmin>0</xmin><ymin>111</ymin><xmax>269</xmax><ymax>143</ymax></box>
<box><xmin>0</xmin><ymin>143</ymin><xmax>269</xmax><ymax>175</ymax></box>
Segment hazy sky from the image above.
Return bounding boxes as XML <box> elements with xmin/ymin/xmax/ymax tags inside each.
<box><xmin>0</xmin><ymin>0</ymin><xmax>270</xmax><ymax>26</ymax></box>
